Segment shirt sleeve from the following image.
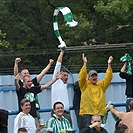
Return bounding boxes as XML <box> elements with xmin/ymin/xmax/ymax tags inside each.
<box><xmin>99</xmin><ymin>68</ymin><xmax>113</xmax><ymax>92</ymax></box>
<box><xmin>45</xmin><ymin>118</ymin><xmax>54</xmax><ymax>129</ymax></box>
<box><xmin>19</xmin><ymin>80</ymin><xmax>23</xmax><ymax>86</ymax></box>
<box><xmin>119</xmin><ymin>71</ymin><xmax>131</xmax><ymax>80</ymax></box>
<box><xmin>17</xmin><ymin>114</ymin><xmax>24</xmax><ymax>128</ymax></box>
<box><xmin>33</xmin><ymin>86</ymin><xmax>42</xmax><ymax>94</ymax></box>
<box><xmin>52</xmin><ymin>61</ymin><xmax>61</xmax><ymax>79</ymax></box>
<box><xmin>32</xmin><ymin>77</ymin><xmax>39</xmax><ymax>86</ymax></box>
<box><xmin>78</xmin><ymin>66</ymin><xmax>88</xmax><ymax>92</ymax></box>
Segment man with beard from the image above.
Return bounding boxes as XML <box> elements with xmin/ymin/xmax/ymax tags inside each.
<box><xmin>51</xmin><ymin>49</ymin><xmax>72</xmax><ymax>126</ymax></box>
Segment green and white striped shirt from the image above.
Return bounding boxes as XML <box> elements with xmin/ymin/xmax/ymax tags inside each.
<box><xmin>45</xmin><ymin>114</ymin><xmax>72</xmax><ymax>133</ymax></box>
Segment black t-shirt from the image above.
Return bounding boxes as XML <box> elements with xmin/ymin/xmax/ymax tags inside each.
<box><xmin>16</xmin><ymin>86</ymin><xmax>42</xmax><ymax>118</ymax></box>
<box><xmin>73</xmin><ymin>81</ymin><xmax>81</xmax><ymax>110</ymax></box>
<box><xmin>19</xmin><ymin>77</ymin><xmax>40</xmax><ymax>109</ymax></box>
<box><xmin>119</xmin><ymin>71</ymin><xmax>133</xmax><ymax>97</ymax></box>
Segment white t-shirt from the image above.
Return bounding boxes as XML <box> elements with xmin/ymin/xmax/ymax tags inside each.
<box><xmin>51</xmin><ymin>61</ymin><xmax>69</xmax><ymax>111</ymax></box>
<box><xmin>13</xmin><ymin>112</ymin><xmax>36</xmax><ymax>133</ymax></box>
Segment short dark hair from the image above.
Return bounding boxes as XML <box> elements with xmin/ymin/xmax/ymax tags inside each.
<box><xmin>115</xmin><ymin>119</ymin><xmax>122</xmax><ymax>128</ymax></box>
<box><xmin>62</xmin><ymin>69</ymin><xmax>68</xmax><ymax>73</ymax></box>
<box><xmin>19</xmin><ymin>68</ymin><xmax>29</xmax><ymax>74</ymax></box>
<box><xmin>129</xmin><ymin>100</ymin><xmax>133</xmax><ymax>110</ymax></box>
<box><xmin>53</xmin><ymin>101</ymin><xmax>64</xmax><ymax>109</ymax></box>
<box><xmin>18</xmin><ymin>127</ymin><xmax>27</xmax><ymax>133</ymax></box>
<box><xmin>20</xmin><ymin>98</ymin><xmax>30</xmax><ymax>107</ymax></box>
<box><xmin>114</xmin><ymin>124</ymin><xmax>128</xmax><ymax>133</ymax></box>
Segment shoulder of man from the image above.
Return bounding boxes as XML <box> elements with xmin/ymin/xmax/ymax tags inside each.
<box><xmin>100</xmin><ymin>127</ymin><xmax>108</xmax><ymax>132</ymax></box>
<box><xmin>32</xmin><ymin>77</ymin><xmax>39</xmax><ymax>86</ymax></box>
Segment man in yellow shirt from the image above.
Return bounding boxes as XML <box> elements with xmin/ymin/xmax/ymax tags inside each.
<box><xmin>78</xmin><ymin>53</ymin><xmax>113</xmax><ymax>131</ymax></box>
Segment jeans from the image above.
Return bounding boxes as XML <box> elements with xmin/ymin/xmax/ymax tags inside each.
<box><xmin>76</xmin><ymin>112</ymin><xmax>93</xmax><ymax>131</ymax></box>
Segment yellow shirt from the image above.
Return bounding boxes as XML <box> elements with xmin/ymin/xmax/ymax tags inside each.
<box><xmin>78</xmin><ymin>66</ymin><xmax>113</xmax><ymax>116</ymax></box>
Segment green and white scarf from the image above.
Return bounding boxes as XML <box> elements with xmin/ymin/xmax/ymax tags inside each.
<box><xmin>53</xmin><ymin>7</ymin><xmax>78</xmax><ymax>50</ymax></box>
<box><xmin>101</xmin><ymin>101</ymin><xmax>119</xmax><ymax>127</ymax></box>
<box><xmin>120</xmin><ymin>53</ymin><xmax>132</xmax><ymax>75</ymax></box>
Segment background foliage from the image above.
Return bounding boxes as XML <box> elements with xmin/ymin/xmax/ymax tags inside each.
<box><xmin>0</xmin><ymin>0</ymin><xmax>133</xmax><ymax>74</ymax></box>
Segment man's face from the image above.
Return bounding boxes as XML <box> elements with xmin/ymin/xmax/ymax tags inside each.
<box><xmin>54</xmin><ymin>103</ymin><xmax>64</xmax><ymax>117</ymax></box>
<box><xmin>61</xmin><ymin>72</ymin><xmax>68</xmax><ymax>84</ymax></box>
<box><xmin>21</xmin><ymin>102</ymin><xmax>31</xmax><ymax>114</ymax></box>
<box><xmin>88</xmin><ymin>74</ymin><xmax>98</xmax><ymax>84</ymax></box>
<box><xmin>23</xmin><ymin>76</ymin><xmax>32</xmax><ymax>89</ymax></box>
<box><xmin>20</xmin><ymin>69</ymin><xmax>30</xmax><ymax>78</ymax></box>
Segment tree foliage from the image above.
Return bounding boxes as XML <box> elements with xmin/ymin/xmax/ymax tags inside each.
<box><xmin>0</xmin><ymin>0</ymin><xmax>133</xmax><ymax>74</ymax></box>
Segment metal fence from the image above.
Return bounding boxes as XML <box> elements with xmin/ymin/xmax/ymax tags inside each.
<box><xmin>0</xmin><ymin>73</ymin><xmax>126</xmax><ymax>133</ymax></box>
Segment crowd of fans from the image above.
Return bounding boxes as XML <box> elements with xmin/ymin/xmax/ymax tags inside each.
<box><xmin>0</xmin><ymin>50</ymin><xmax>132</xmax><ymax>133</ymax></box>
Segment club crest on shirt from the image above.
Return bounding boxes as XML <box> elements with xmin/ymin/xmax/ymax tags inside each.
<box><xmin>25</xmin><ymin>92</ymin><xmax>35</xmax><ymax>102</ymax></box>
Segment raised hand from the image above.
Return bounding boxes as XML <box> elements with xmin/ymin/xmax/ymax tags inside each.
<box><xmin>15</xmin><ymin>58</ymin><xmax>21</xmax><ymax>64</ymax></box>
<box><xmin>49</xmin><ymin>59</ymin><xmax>54</xmax><ymax>65</ymax></box>
<box><xmin>82</xmin><ymin>53</ymin><xmax>87</xmax><ymax>63</ymax></box>
<box><xmin>56</xmin><ymin>71</ymin><xmax>63</xmax><ymax>80</ymax></box>
<box><xmin>108</xmin><ymin>56</ymin><xmax>113</xmax><ymax>64</ymax></box>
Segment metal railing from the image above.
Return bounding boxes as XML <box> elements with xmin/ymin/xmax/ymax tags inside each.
<box><xmin>8</xmin><ymin>102</ymin><xmax>126</xmax><ymax>115</ymax></box>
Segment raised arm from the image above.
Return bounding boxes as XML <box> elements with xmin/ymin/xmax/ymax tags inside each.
<box><xmin>14</xmin><ymin>73</ymin><xmax>20</xmax><ymax>90</ymax></box>
<box><xmin>82</xmin><ymin>53</ymin><xmax>87</xmax><ymax>67</ymax></box>
<box><xmin>78</xmin><ymin>53</ymin><xmax>88</xmax><ymax>91</ymax></box>
<box><xmin>108</xmin><ymin>104</ymin><xmax>125</xmax><ymax>119</ymax></box>
<box><xmin>14</xmin><ymin>58</ymin><xmax>21</xmax><ymax>76</ymax></box>
<box><xmin>52</xmin><ymin>49</ymin><xmax>64</xmax><ymax>79</ymax></box>
<box><xmin>120</xmin><ymin>62</ymin><xmax>127</xmax><ymax>72</ymax></box>
<box><xmin>36</xmin><ymin>59</ymin><xmax>54</xmax><ymax>83</ymax></box>
<box><xmin>57</xmin><ymin>49</ymin><xmax>64</xmax><ymax>63</ymax></box>
<box><xmin>40</xmin><ymin>72</ymin><xmax>63</xmax><ymax>90</ymax></box>
<box><xmin>108</xmin><ymin>56</ymin><xmax>113</xmax><ymax>69</ymax></box>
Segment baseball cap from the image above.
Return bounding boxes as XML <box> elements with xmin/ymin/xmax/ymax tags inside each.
<box><xmin>88</xmin><ymin>70</ymin><xmax>97</xmax><ymax>76</ymax></box>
